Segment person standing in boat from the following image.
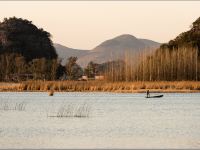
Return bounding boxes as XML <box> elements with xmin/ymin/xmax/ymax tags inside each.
<box><xmin>147</xmin><ymin>90</ymin><xmax>150</xmax><ymax>98</ymax></box>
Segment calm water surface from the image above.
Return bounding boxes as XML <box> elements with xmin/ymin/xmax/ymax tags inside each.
<box><xmin>0</xmin><ymin>92</ymin><xmax>199</xmax><ymax>148</ymax></box>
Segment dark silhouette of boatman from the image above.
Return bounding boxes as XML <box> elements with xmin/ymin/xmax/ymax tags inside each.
<box><xmin>147</xmin><ymin>90</ymin><xmax>150</xmax><ymax>98</ymax></box>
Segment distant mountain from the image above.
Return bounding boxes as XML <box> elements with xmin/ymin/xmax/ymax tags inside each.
<box><xmin>54</xmin><ymin>44</ymin><xmax>89</xmax><ymax>65</ymax></box>
<box><xmin>93</xmin><ymin>34</ymin><xmax>146</xmax><ymax>52</ymax></box>
<box><xmin>78</xmin><ymin>34</ymin><xmax>160</xmax><ymax>67</ymax></box>
<box><xmin>139</xmin><ymin>39</ymin><xmax>160</xmax><ymax>47</ymax></box>
<box><xmin>54</xmin><ymin>34</ymin><xmax>160</xmax><ymax>67</ymax></box>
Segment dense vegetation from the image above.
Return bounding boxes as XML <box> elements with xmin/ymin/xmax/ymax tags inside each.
<box><xmin>0</xmin><ymin>17</ymin><xmax>90</xmax><ymax>82</ymax></box>
<box><xmin>0</xmin><ymin>16</ymin><xmax>200</xmax><ymax>82</ymax></box>
<box><xmin>0</xmin><ymin>53</ymin><xmax>59</xmax><ymax>81</ymax></box>
<box><xmin>137</xmin><ymin>17</ymin><xmax>200</xmax><ymax>81</ymax></box>
<box><xmin>0</xmin><ymin>17</ymin><xmax>61</xmax><ymax>81</ymax></box>
<box><xmin>0</xmin><ymin>17</ymin><xmax>57</xmax><ymax>60</ymax></box>
<box><xmin>160</xmin><ymin>17</ymin><xmax>200</xmax><ymax>50</ymax></box>
<box><xmin>104</xmin><ymin>17</ymin><xmax>200</xmax><ymax>81</ymax></box>
<box><xmin>1</xmin><ymin>81</ymin><xmax>200</xmax><ymax>92</ymax></box>
<box><xmin>64</xmin><ymin>56</ymin><xmax>83</xmax><ymax>80</ymax></box>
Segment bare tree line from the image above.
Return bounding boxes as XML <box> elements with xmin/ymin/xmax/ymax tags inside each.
<box><xmin>0</xmin><ymin>53</ymin><xmax>58</xmax><ymax>81</ymax></box>
<box><xmin>104</xmin><ymin>47</ymin><xmax>199</xmax><ymax>81</ymax></box>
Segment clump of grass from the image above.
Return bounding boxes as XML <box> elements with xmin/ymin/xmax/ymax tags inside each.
<box><xmin>56</xmin><ymin>104</ymin><xmax>75</xmax><ymax>117</ymax></box>
<box><xmin>74</xmin><ymin>103</ymin><xmax>91</xmax><ymax>118</ymax></box>
<box><xmin>0</xmin><ymin>101</ymin><xmax>26</xmax><ymax>111</ymax></box>
<box><xmin>48</xmin><ymin>89</ymin><xmax>54</xmax><ymax>96</ymax></box>
<box><xmin>48</xmin><ymin>103</ymin><xmax>91</xmax><ymax>118</ymax></box>
<box><xmin>0</xmin><ymin>101</ymin><xmax>9</xmax><ymax>111</ymax></box>
<box><xmin>14</xmin><ymin>102</ymin><xmax>26</xmax><ymax>111</ymax></box>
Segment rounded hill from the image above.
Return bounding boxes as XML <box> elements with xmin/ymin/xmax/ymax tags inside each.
<box><xmin>0</xmin><ymin>17</ymin><xmax>57</xmax><ymax>61</ymax></box>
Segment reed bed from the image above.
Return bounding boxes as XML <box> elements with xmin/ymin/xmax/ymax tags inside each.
<box><xmin>0</xmin><ymin>80</ymin><xmax>198</xmax><ymax>93</ymax></box>
<box><xmin>104</xmin><ymin>47</ymin><xmax>200</xmax><ymax>82</ymax></box>
<box><xmin>0</xmin><ymin>82</ymin><xmax>22</xmax><ymax>91</ymax></box>
<box><xmin>48</xmin><ymin>103</ymin><xmax>91</xmax><ymax>118</ymax></box>
<box><xmin>0</xmin><ymin>101</ymin><xmax>26</xmax><ymax>111</ymax></box>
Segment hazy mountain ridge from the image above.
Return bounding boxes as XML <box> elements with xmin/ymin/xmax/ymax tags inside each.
<box><xmin>54</xmin><ymin>44</ymin><xmax>89</xmax><ymax>65</ymax></box>
<box><xmin>139</xmin><ymin>39</ymin><xmax>161</xmax><ymax>47</ymax></box>
<box><xmin>55</xmin><ymin>34</ymin><xmax>160</xmax><ymax>67</ymax></box>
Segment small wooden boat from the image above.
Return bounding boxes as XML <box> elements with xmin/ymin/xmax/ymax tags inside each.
<box><xmin>146</xmin><ymin>95</ymin><xmax>163</xmax><ymax>98</ymax></box>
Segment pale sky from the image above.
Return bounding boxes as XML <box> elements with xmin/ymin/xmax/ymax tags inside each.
<box><xmin>0</xmin><ymin>1</ymin><xmax>200</xmax><ymax>49</ymax></box>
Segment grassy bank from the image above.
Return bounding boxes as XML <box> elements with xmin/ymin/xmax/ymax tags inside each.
<box><xmin>0</xmin><ymin>81</ymin><xmax>200</xmax><ymax>93</ymax></box>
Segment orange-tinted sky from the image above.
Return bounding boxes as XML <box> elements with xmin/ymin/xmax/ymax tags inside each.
<box><xmin>0</xmin><ymin>1</ymin><xmax>200</xmax><ymax>49</ymax></box>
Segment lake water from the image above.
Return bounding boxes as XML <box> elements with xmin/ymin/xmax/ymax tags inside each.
<box><xmin>0</xmin><ymin>92</ymin><xmax>199</xmax><ymax>149</ymax></box>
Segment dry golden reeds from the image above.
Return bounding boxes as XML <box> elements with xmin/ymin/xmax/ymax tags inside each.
<box><xmin>104</xmin><ymin>47</ymin><xmax>199</xmax><ymax>82</ymax></box>
<box><xmin>0</xmin><ymin>80</ymin><xmax>199</xmax><ymax>93</ymax></box>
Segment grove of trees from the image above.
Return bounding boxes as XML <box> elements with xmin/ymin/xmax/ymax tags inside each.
<box><xmin>1</xmin><ymin>16</ymin><xmax>200</xmax><ymax>82</ymax></box>
<box><xmin>104</xmin><ymin>17</ymin><xmax>200</xmax><ymax>81</ymax></box>
<box><xmin>0</xmin><ymin>17</ymin><xmax>77</xmax><ymax>82</ymax></box>
<box><xmin>65</xmin><ymin>57</ymin><xmax>83</xmax><ymax>80</ymax></box>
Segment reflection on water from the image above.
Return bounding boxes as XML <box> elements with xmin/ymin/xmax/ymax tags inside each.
<box><xmin>0</xmin><ymin>92</ymin><xmax>199</xmax><ymax>148</ymax></box>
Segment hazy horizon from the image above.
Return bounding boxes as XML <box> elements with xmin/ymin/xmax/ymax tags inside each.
<box><xmin>0</xmin><ymin>1</ymin><xmax>200</xmax><ymax>49</ymax></box>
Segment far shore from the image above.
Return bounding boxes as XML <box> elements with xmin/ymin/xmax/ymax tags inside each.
<box><xmin>0</xmin><ymin>81</ymin><xmax>200</xmax><ymax>93</ymax></box>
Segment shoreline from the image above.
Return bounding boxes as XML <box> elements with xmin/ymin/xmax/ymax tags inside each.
<box><xmin>0</xmin><ymin>81</ymin><xmax>200</xmax><ymax>93</ymax></box>
<box><xmin>0</xmin><ymin>90</ymin><xmax>199</xmax><ymax>93</ymax></box>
